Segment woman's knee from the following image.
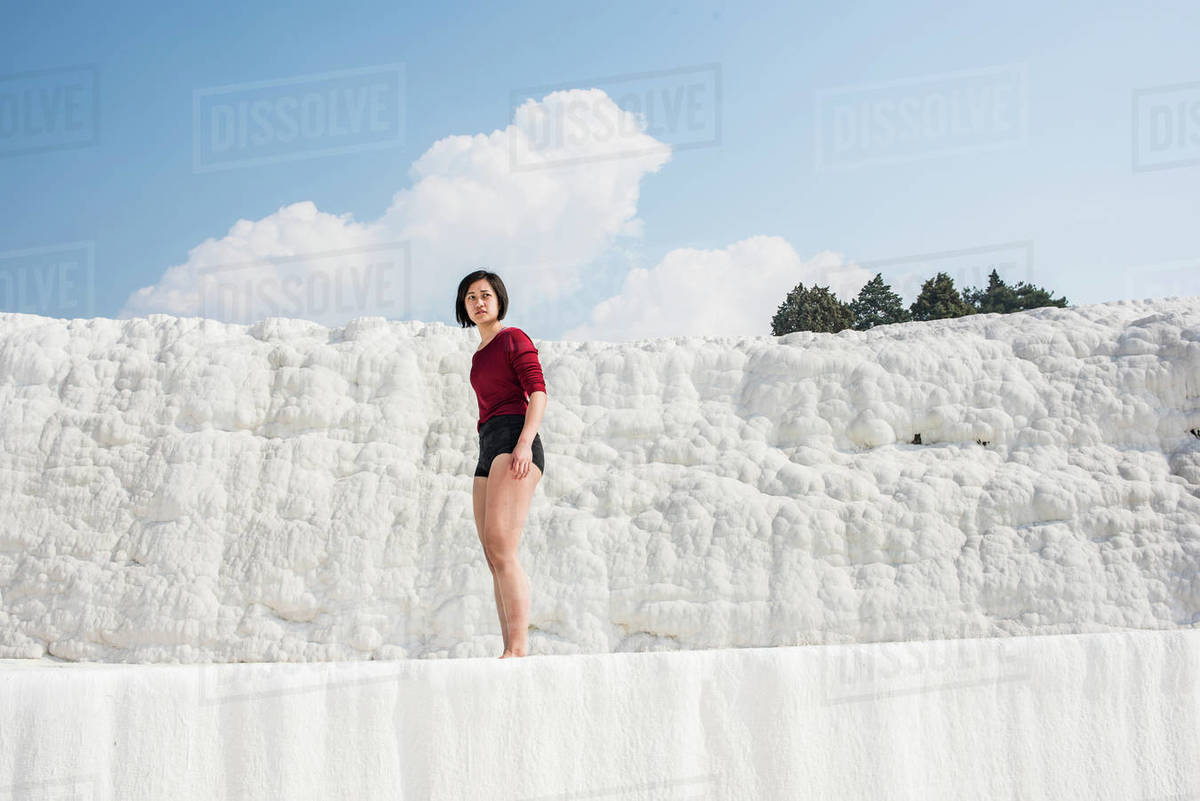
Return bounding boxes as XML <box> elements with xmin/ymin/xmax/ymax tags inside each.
<box><xmin>485</xmin><ymin>541</ymin><xmax>517</xmax><ymax>573</ymax></box>
<box><xmin>481</xmin><ymin>528</ymin><xmax>507</xmax><ymax>564</ymax></box>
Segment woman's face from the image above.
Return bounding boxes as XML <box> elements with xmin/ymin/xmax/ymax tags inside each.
<box><xmin>465</xmin><ymin>280</ymin><xmax>497</xmax><ymax>324</ymax></box>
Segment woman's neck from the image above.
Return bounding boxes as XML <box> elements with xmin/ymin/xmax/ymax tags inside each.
<box><xmin>478</xmin><ymin>322</ymin><xmax>503</xmax><ymax>340</ymax></box>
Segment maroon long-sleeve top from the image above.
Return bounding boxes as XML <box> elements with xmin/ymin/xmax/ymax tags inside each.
<box><xmin>470</xmin><ymin>326</ymin><xmax>547</xmax><ymax>432</ymax></box>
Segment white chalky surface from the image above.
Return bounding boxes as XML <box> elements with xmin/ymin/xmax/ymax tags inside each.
<box><xmin>3</xmin><ymin>630</ymin><xmax>1198</xmax><ymax>799</ymax></box>
<box><xmin>0</xmin><ymin>297</ymin><xmax>1198</xmax><ymax>662</ymax></box>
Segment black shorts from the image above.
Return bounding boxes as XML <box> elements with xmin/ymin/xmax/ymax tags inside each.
<box><xmin>475</xmin><ymin>414</ymin><xmax>545</xmax><ymax>478</ymax></box>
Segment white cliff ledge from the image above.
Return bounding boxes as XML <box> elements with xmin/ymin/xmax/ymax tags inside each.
<box><xmin>2</xmin><ymin>629</ymin><xmax>1198</xmax><ymax>799</ymax></box>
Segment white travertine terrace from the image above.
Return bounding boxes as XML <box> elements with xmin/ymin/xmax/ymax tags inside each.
<box><xmin>0</xmin><ymin>297</ymin><xmax>1197</xmax><ymax>662</ymax></box>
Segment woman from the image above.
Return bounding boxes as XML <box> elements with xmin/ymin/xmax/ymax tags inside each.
<box><xmin>456</xmin><ymin>270</ymin><xmax>547</xmax><ymax>659</ymax></box>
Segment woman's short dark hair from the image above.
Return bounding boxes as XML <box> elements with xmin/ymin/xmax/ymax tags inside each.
<box><xmin>455</xmin><ymin>270</ymin><xmax>509</xmax><ymax>328</ymax></box>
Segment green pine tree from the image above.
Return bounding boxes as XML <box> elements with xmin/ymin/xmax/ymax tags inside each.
<box><xmin>963</xmin><ymin>269</ymin><xmax>1069</xmax><ymax>313</ymax></box>
<box><xmin>963</xmin><ymin>269</ymin><xmax>1019</xmax><ymax>313</ymax></box>
<box><xmin>909</xmin><ymin>272</ymin><xmax>976</xmax><ymax>321</ymax></box>
<box><xmin>771</xmin><ymin>283</ymin><xmax>807</xmax><ymax>336</ymax></box>
<box><xmin>771</xmin><ymin>282</ymin><xmax>854</xmax><ymax>335</ymax></box>
<box><xmin>1011</xmin><ymin>280</ymin><xmax>1069</xmax><ymax>311</ymax></box>
<box><xmin>849</xmin><ymin>273</ymin><xmax>912</xmax><ymax>330</ymax></box>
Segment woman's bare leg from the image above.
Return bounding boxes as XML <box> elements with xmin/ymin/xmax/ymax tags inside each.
<box><xmin>489</xmin><ymin>570</ymin><xmax>508</xmax><ymax>652</ymax></box>
<box><xmin>473</xmin><ymin>476</ymin><xmax>508</xmax><ymax>654</ymax></box>
<box><xmin>484</xmin><ymin>453</ymin><xmax>542</xmax><ymax>657</ymax></box>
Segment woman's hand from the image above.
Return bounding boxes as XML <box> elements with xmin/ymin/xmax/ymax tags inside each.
<box><xmin>510</xmin><ymin>440</ymin><xmax>534</xmax><ymax>480</ymax></box>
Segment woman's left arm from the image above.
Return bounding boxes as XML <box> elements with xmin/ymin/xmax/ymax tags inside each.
<box><xmin>509</xmin><ymin>329</ymin><xmax>547</xmax><ymax>446</ymax></box>
<box><xmin>517</xmin><ymin>391</ymin><xmax>546</xmax><ymax>446</ymax></box>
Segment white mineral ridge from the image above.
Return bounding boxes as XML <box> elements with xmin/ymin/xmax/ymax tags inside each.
<box><xmin>0</xmin><ymin>297</ymin><xmax>1198</xmax><ymax>662</ymax></box>
<box><xmin>3</xmin><ymin>630</ymin><xmax>1197</xmax><ymax>799</ymax></box>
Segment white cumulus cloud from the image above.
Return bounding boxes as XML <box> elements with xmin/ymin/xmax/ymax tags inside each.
<box><xmin>562</xmin><ymin>236</ymin><xmax>876</xmax><ymax>343</ymax></box>
<box><xmin>120</xmin><ymin>89</ymin><xmax>671</xmax><ymax>327</ymax></box>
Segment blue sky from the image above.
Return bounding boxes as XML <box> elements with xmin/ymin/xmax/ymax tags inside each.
<box><xmin>2</xmin><ymin>0</ymin><xmax>1198</xmax><ymax>341</ymax></box>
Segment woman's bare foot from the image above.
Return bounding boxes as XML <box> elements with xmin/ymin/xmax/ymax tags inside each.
<box><xmin>499</xmin><ymin>649</ymin><xmax>512</xmax><ymax>659</ymax></box>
